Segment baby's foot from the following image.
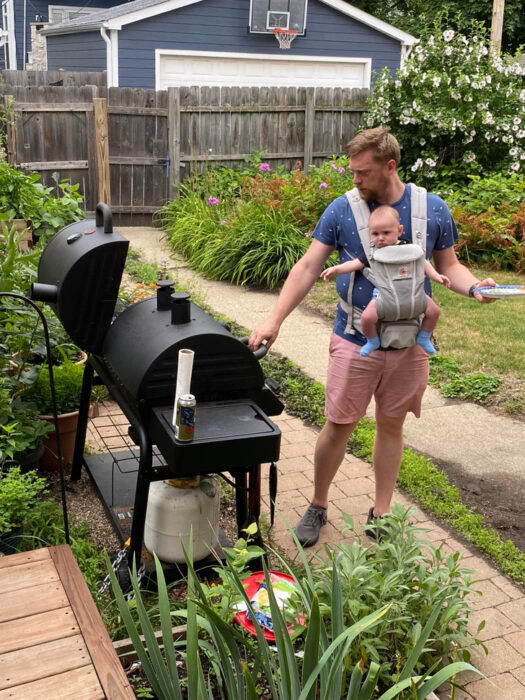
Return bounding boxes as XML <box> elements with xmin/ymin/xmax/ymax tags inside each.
<box><xmin>360</xmin><ymin>336</ymin><xmax>380</xmax><ymax>357</ymax></box>
<box><xmin>416</xmin><ymin>330</ymin><xmax>436</xmax><ymax>355</ymax></box>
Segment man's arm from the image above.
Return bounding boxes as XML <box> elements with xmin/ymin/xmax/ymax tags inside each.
<box><xmin>248</xmin><ymin>239</ymin><xmax>334</xmax><ymax>350</ymax></box>
<box><xmin>432</xmin><ymin>247</ymin><xmax>496</xmax><ymax>303</ymax></box>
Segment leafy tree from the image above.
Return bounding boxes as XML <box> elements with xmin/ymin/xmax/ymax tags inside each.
<box><xmin>347</xmin><ymin>0</ymin><xmax>524</xmax><ymax>53</ymax></box>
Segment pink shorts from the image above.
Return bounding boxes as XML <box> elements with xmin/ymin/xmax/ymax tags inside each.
<box><xmin>325</xmin><ymin>334</ymin><xmax>429</xmax><ymax>424</ymax></box>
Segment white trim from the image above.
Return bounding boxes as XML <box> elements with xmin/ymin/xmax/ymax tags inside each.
<box><xmin>100</xmin><ymin>26</ymin><xmax>112</xmax><ymax>86</ymax></box>
<box><xmin>110</xmin><ymin>28</ymin><xmax>119</xmax><ymax>86</ymax></box>
<box><xmin>5</xmin><ymin>0</ymin><xmax>16</xmax><ymax>69</ymax></box>
<box><xmin>42</xmin><ymin>0</ymin><xmax>416</xmax><ymax>45</ymax></box>
<box><xmin>155</xmin><ymin>48</ymin><xmax>371</xmax><ymax>90</ymax></box>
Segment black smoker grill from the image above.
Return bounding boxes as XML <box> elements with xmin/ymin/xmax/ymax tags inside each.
<box><xmin>31</xmin><ymin>203</ymin><xmax>283</xmax><ymax>573</ymax></box>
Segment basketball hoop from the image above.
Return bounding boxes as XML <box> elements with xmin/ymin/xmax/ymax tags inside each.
<box><xmin>273</xmin><ymin>27</ymin><xmax>298</xmax><ymax>49</ymax></box>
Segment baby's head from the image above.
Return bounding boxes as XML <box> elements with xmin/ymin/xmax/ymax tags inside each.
<box><xmin>369</xmin><ymin>206</ymin><xmax>403</xmax><ymax>248</ymax></box>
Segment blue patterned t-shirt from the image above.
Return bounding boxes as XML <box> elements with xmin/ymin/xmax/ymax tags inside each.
<box><xmin>312</xmin><ymin>185</ymin><xmax>458</xmax><ymax>345</ymax></box>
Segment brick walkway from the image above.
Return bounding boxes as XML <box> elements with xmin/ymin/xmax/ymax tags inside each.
<box><xmin>259</xmin><ymin>412</ymin><xmax>525</xmax><ymax>700</ymax></box>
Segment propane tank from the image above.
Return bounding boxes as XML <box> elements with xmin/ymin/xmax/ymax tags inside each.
<box><xmin>144</xmin><ymin>476</ymin><xmax>220</xmax><ymax>563</ymax></box>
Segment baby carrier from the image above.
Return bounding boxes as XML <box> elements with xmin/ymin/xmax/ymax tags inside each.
<box><xmin>340</xmin><ymin>184</ymin><xmax>428</xmax><ymax>349</ymax></box>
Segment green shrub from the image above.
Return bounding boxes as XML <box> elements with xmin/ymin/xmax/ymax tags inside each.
<box><xmin>160</xmin><ymin>155</ymin><xmax>352</xmax><ymax>287</ymax></box>
<box><xmin>0</xmin><ymin>160</ymin><xmax>84</xmax><ymax>243</ymax></box>
<box><xmin>366</xmin><ymin>24</ymin><xmax>525</xmax><ymax>186</ymax></box>
<box><xmin>23</xmin><ymin>360</ymin><xmax>85</xmax><ymax>415</ymax></box>
<box><xmin>0</xmin><ymin>467</ymin><xmax>47</xmax><ymax>535</ymax></box>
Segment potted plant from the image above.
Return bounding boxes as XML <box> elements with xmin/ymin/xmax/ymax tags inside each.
<box><xmin>22</xmin><ymin>360</ymin><xmax>86</xmax><ymax>471</ymax></box>
<box><xmin>0</xmin><ymin>466</ymin><xmax>47</xmax><ymax>554</ymax></box>
<box><xmin>0</xmin><ymin>373</ymin><xmax>52</xmax><ymax>470</ymax></box>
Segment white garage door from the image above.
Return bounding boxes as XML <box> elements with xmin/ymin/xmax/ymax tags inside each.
<box><xmin>157</xmin><ymin>50</ymin><xmax>370</xmax><ymax>90</ymax></box>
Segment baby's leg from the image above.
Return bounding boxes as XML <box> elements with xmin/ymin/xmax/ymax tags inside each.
<box><xmin>416</xmin><ymin>295</ymin><xmax>440</xmax><ymax>355</ymax></box>
<box><xmin>360</xmin><ymin>299</ymin><xmax>381</xmax><ymax>356</ymax></box>
<box><xmin>421</xmin><ymin>295</ymin><xmax>440</xmax><ymax>332</ymax></box>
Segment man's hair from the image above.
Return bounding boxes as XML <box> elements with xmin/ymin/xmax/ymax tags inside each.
<box><xmin>369</xmin><ymin>205</ymin><xmax>401</xmax><ymax>225</ymax></box>
<box><xmin>346</xmin><ymin>127</ymin><xmax>401</xmax><ymax>166</ymax></box>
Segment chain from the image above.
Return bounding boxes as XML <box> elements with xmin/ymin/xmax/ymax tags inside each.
<box><xmin>98</xmin><ymin>547</ymin><xmax>128</xmax><ymax>595</ymax></box>
<box><xmin>125</xmin><ymin>560</ymin><xmax>146</xmax><ymax>602</ymax></box>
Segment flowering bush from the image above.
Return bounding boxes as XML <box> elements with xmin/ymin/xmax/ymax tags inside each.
<box><xmin>366</xmin><ymin>27</ymin><xmax>525</xmax><ymax>185</ymax></box>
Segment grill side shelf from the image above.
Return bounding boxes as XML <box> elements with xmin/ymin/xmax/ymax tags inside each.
<box><xmin>150</xmin><ymin>401</ymin><xmax>281</xmax><ymax>475</ymax></box>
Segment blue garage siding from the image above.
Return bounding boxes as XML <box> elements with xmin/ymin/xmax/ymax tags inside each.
<box><xmin>47</xmin><ymin>32</ymin><xmax>107</xmax><ymax>72</ymax></box>
<box><xmin>117</xmin><ymin>0</ymin><xmax>400</xmax><ymax>88</ymax></box>
<box><xmin>13</xmin><ymin>0</ymin><xmax>116</xmax><ymax>70</ymax></box>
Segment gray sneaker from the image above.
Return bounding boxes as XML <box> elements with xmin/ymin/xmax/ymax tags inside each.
<box><xmin>294</xmin><ymin>503</ymin><xmax>327</xmax><ymax>547</ymax></box>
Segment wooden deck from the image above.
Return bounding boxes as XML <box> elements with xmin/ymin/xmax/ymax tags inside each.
<box><xmin>0</xmin><ymin>545</ymin><xmax>135</xmax><ymax>699</ymax></box>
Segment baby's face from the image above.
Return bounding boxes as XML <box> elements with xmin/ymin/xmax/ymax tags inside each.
<box><xmin>369</xmin><ymin>212</ymin><xmax>402</xmax><ymax>248</ymax></box>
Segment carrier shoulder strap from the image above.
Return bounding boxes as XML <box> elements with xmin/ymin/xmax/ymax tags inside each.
<box><xmin>341</xmin><ymin>185</ymin><xmax>427</xmax><ymax>335</ymax></box>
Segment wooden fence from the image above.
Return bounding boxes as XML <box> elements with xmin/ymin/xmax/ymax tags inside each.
<box><xmin>1</xmin><ymin>69</ymin><xmax>107</xmax><ymax>88</ymax></box>
<box><xmin>2</xmin><ymin>83</ymin><xmax>369</xmax><ymax>222</ymax></box>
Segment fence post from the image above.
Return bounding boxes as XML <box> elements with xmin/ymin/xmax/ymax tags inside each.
<box><xmin>93</xmin><ymin>97</ymin><xmax>111</xmax><ymax>205</ymax></box>
<box><xmin>303</xmin><ymin>87</ymin><xmax>315</xmax><ymax>173</ymax></box>
<box><xmin>85</xmin><ymin>86</ymin><xmax>99</xmax><ymax>213</ymax></box>
<box><xmin>167</xmin><ymin>87</ymin><xmax>181</xmax><ymax>197</ymax></box>
<box><xmin>4</xmin><ymin>95</ymin><xmax>17</xmax><ymax>165</ymax></box>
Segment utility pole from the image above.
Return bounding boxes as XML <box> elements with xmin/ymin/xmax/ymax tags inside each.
<box><xmin>490</xmin><ymin>0</ymin><xmax>505</xmax><ymax>52</ymax></box>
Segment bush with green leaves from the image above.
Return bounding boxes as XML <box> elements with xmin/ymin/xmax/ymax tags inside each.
<box><xmin>23</xmin><ymin>359</ymin><xmax>85</xmax><ymax>415</ymax></box>
<box><xmin>444</xmin><ymin>173</ymin><xmax>525</xmax><ymax>271</ymax></box>
<box><xmin>0</xmin><ymin>467</ymin><xmax>47</xmax><ymax>536</ymax></box>
<box><xmin>310</xmin><ymin>503</ymin><xmax>485</xmax><ymax>688</ymax></box>
<box><xmin>108</xmin><ymin>522</ymin><xmax>484</xmax><ymax>699</ymax></box>
<box><xmin>160</xmin><ymin>154</ymin><xmax>352</xmax><ymax>287</ymax></box>
<box><xmin>366</xmin><ymin>25</ymin><xmax>525</xmax><ymax>186</ymax></box>
<box><xmin>0</xmin><ymin>159</ymin><xmax>84</xmax><ymax>243</ymax></box>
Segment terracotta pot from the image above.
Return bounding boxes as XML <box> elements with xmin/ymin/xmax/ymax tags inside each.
<box><xmin>39</xmin><ymin>411</ymin><xmax>80</xmax><ymax>471</ymax></box>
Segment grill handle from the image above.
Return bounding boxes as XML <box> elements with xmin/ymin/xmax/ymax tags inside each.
<box><xmin>239</xmin><ymin>336</ymin><xmax>267</xmax><ymax>360</ymax></box>
<box><xmin>96</xmin><ymin>202</ymin><xmax>113</xmax><ymax>233</ymax></box>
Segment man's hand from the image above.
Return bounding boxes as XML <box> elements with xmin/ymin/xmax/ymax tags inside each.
<box><xmin>472</xmin><ymin>277</ymin><xmax>497</xmax><ymax>303</ymax></box>
<box><xmin>248</xmin><ymin>319</ymin><xmax>280</xmax><ymax>351</ymax></box>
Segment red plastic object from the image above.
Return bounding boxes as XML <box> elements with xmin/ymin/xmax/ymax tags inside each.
<box><xmin>234</xmin><ymin>571</ymin><xmax>303</xmax><ymax>642</ymax></box>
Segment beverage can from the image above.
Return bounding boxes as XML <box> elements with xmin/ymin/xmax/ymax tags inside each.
<box><xmin>175</xmin><ymin>393</ymin><xmax>196</xmax><ymax>441</ymax></box>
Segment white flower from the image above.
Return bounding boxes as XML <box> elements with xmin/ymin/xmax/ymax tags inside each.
<box><xmin>485</xmin><ymin>132</ymin><xmax>492</xmax><ymax>141</ymax></box>
<box><xmin>514</xmin><ymin>117</ymin><xmax>522</xmax><ymax>125</ymax></box>
<box><xmin>415</xmin><ymin>45</ymin><xmax>423</xmax><ymax>53</ymax></box>
<box><xmin>419</xmin><ymin>138</ymin><xmax>426</xmax><ymax>145</ymax></box>
<box><xmin>425</xmin><ymin>158</ymin><xmax>436</xmax><ymax>166</ymax></box>
<box><xmin>517</xmin><ymin>130</ymin><xmax>525</xmax><ymax>139</ymax></box>
<box><xmin>486</xmin><ymin>74</ymin><xmax>491</xmax><ymax>83</ymax></box>
<box><xmin>411</xmin><ymin>158</ymin><xmax>423</xmax><ymax>172</ymax></box>
<box><xmin>432</xmin><ymin>77</ymin><xmax>441</xmax><ymax>88</ymax></box>
<box><xmin>443</xmin><ymin>29</ymin><xmax>455</xmax><ymax>42</ymax></box>
<box><xmin>509</xmin><ymin>147</ymin><xmax>518</xmax><ymax>156</ymax></box>
<box><xmin>444</xmin><ymin>46</ymin><xmax>453</xmax><ymax>56</ymax></box>
<box><xmin>502</xmin><ymin>123</ymin><xmax>510</xmax><ymax>131</ymax></box>
<box><xmin>463</xmin><ymin>152</ymin><xmax>476</xmax><ymax>163</ymax></box>
<box><xmin>510</xmin><ymin>163</ymin><xmax>520</xmax><ymax>171</ymax></box>
<box><xmin>451</xmin><ymin>92</ymin><xmax>461</xmax><ymax>100</ymax></box>
<box><xmin>367</xmin><ymin>117</ymin><xmax>375</xmax><ymax>126</ymax></box>
<box><xmin>470</xmin><ymin>130</ymin><xmax>476</xmax><ymax>136</ymax></box>
<box><xmin>395</xmin><ymin>80</ymin><xmax>402</xmax><ymax>89</ymax></box>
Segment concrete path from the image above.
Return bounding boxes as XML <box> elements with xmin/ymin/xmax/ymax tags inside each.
<box><xmin>119</xmin><ymin>227</ymin><xmax>525</xmax><ymax>699</ymax></box>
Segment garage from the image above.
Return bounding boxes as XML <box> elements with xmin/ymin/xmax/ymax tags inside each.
<box><xmin>156</xmin><ymin>50</ymin><xmax>371</xmax><ymax>90</ymax></box>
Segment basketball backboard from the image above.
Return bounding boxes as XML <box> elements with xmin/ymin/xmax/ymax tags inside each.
<box><xmin>249</xmin><ymin>0</ymin><xmax>308</xmax><ymax>35</ymax></box>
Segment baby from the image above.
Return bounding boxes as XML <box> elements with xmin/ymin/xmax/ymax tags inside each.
<box><xmin>321</xmin><ymin>205</ymin><xmax>451</xmax><ymax>356</ymax></box>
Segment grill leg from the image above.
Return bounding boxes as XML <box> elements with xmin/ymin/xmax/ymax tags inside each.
<box><xmin>71</xmin><ymin>361</ymin><xmax>94</xmax><ymax>481</ymax></box>
<box><xmin>235</xmin><ymin>471</ymin><xmax>248</xmax><ymax>539</ymax></box>
<box><xmin>128</xmin><ymin>425</ymin><xmax>153</xmax><ymax>572</ymax></box>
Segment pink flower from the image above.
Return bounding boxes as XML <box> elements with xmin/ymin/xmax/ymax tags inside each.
<box><xmin>319</xmin><ymin>182</ymin><xmax>328</xmax><ymax>189</ymax></box>
<box><xmin>220</xmin><ymin>220</ymin><xmax>228</xmax><ymax>225</ymax></box>
<box><xmin>330</xmin><ymin>163</ymin><xmax>337</xmax><ymax>169</ymax></box>
<box><xmin>338</xmin><ymin>167</ymin><xmax>346</xmax><ymax>174</ymax></box>
<box><xmin>304</xmin><ymin>232</ymin><xmax>312</xmax><ymax>237</ymax></box>
<box><xmin>259</xmin><ymin>163</ymin><xmax>270</xmax><ymax>171</ymax></box>
<box><xmin>207</xmin><ymin>196</ymin><xmax>220</xmax><ymax>206</ymax></box>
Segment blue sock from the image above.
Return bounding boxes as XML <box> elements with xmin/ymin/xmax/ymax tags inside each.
<box><xmin>360</xmin><ymin>336</ymin><xmax>380</xmax><ymax>357</ymax></box>
<box><xmin>416</xmin><ymin>330</ymin><xmax>436</xmax><ymax>355</ymax></box>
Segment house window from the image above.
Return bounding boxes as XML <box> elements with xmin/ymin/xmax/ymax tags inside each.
<box><xmin>48</xmin><ymin>5</ymin><xmax>105</xmax><ymax>24</ymax></box>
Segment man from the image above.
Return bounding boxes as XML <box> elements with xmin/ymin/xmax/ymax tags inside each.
<box><xmin>248</xmin><ymin>127</ymin><xmax>495</xmax><ymax>547</ymax></box>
